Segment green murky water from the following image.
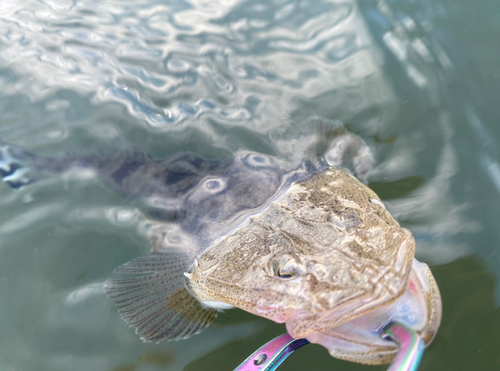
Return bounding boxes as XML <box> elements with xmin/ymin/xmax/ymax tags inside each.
<box><xmin>0</xmin><ymin>0</ymin><xmax>499</xmax><ymax>370</ymax></box>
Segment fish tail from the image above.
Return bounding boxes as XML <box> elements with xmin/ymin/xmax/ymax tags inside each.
<box><xmin>0</xmin><ymin>139</ymin><xmax>76</xmax><ymax>189</ymax></box>
<box><xmin>0</xmin><ymin>141</ymin><xmax>38</xmax><ymax>189</ymax></box>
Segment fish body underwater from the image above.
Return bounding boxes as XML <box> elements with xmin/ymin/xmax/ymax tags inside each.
<box><xmin>0</xmin><ymin>123</ymin><xmax>441</xmax><ymax>365</ymax></box>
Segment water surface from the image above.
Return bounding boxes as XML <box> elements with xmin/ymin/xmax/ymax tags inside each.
<box><xmin>0</xmin><ymin>0</ymin><xmax>499</xmax><ymax>370</ymax></box>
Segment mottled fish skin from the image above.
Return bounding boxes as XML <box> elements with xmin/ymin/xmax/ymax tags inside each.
<box><xmin>100</xmin><ymin>152</ymin><xmax>310</xmax><ymax>245</ymax></box>
<box><xmin>100</xmin><ymin>124</ymin><xmax>384</xmax><ymax>344</ymax></box>
<box><xmin>0</xmin><ymin>122</ymin><xmax>440</xmax><ymax>360</ymax></box>
<box><xmin>188</xmin><ymin>168</ymin><xmax>415</xmax><ymax>329</ymax></box>
<box><xmin>0</xmin><ymin>120</ymin><xmax>367</xmax><ymax>250</ymax></box>
<box><xmin>98</xmin><ymin>123</ymin><xmax>389</xmax><ymax>345</ymax></box>
<box><xmin>0</xmin><ymin>119</ymin><xmax>372</xmax><ymax>340</ymax></box>
<box><xmin>187</xmin><ymin>168</ymin><xmax>441</xmax><ymax>364</ymax></box>
<box><xmin>0</xmin><ymin>139</ymin><xmax>306</xmax><ymax>245</ymax></box>
<box><xmin>305</xmin><ymin>259</ymin><xmax>442</xmax><ymax>365</ymax></box>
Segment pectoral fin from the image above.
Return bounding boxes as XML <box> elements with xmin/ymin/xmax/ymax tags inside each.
<box><xmin>105</xmin><ymin>250</ymin><xmax>218</xmax><ymax>342</ymax></box>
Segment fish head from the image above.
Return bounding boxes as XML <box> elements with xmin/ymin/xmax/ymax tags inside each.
<box><xmin>186</xmin><ymin>169</ymin><xmax>422</xmax><ymax>339</ymax></box>
<box><xmin>188</xmin><ymin>227</ymin><xmax>415</xmax><ymax>332</ymax></box>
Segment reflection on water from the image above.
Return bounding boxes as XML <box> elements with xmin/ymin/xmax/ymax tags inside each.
<box><xmin>0</xmin><ymin>0</ymin><xmax>499</xmax><ymax>370</ymax></box>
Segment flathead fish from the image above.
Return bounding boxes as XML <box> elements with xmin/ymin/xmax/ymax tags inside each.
<box><xmin>0</xmin><ymin>121</ymin><xmax>441</xmax><ymax>365</ymax></box>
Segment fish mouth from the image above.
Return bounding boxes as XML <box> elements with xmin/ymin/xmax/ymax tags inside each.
<box><xmin>284</xmin><ymin>259</ymin><xmax>442</xmax><ymax>365</ymax></box>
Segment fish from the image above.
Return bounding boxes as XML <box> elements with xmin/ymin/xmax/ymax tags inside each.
<box><xmin>0</xmin><ymin>119</ymin><xmax>441</xmax><ymax>365</ymax></box>
<box><xmin>98</xmin><ymin>125</ymin><xmax>440</xmax><ymax>365</ymax></box>
<box><xmin>185</xmin><ymin>167</ymin><xmax>441</xmax><ymax>364</ymax></box>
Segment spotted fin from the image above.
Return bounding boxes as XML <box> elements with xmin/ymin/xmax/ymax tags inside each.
<box><xmin>104</xmin><ymin>250</ymin><xmax>218</xmax><ymax>342</ymax></box>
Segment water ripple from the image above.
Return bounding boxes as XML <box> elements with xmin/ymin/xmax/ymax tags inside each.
<box><xmin>0</xmin><ymin>0</ymin><xmax>386</xmax><ymax>133</ymax></box>
<box><xmin>1</xmin><ymin>0</ymin><xmax>498</xmax><ymax>370</ymax></box>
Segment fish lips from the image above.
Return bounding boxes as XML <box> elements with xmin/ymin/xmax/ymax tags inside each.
<box><xmin>283</xmin><ymin>259</ymin><xmax>441</xmax><ymax>365</ymax></box>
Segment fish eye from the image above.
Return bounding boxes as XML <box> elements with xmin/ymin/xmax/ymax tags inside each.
<box><xmin>276</xmin><ymin>266</ymin><xmax>295</xmax><ymax>279</ymax></box>
<box><xmin>271</xmin><ymin>255</ymin><xmax>302</xmax><ymax>279</ymax></box>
